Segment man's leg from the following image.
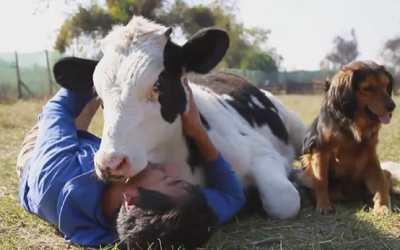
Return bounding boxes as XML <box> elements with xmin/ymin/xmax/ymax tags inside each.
<box><xmin>16</xmin><ymin>97</ymin><xmax>102</xmax><ymax>179</ymax></box>
<box><xmin>75</xmin><ymin>97</ymin><xmax>102</xmax><ymax>131</ymax></box>
<box><xmin>16</xmin><ymin>123</ymin><xmax>39</xmax><ymax>179</ymax></box>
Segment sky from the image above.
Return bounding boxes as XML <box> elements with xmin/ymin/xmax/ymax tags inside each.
<box><xmin>0</xmin><ymin>0</ymin><xmax>399</xmax><ymax>70</ymax></box>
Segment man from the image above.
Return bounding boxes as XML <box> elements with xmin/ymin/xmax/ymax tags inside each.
<box><xmin>17</xmin><ymin>76</ymin><xmax>246</xmax><ymax>250</ymax></box>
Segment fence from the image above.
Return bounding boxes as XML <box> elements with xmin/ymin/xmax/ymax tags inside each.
<box><xmin>0</xmin><ymin>50</ymin><xmax>67</xmax><ymax>99</ymax></box>
<box><xmin>0</xmin><ymin>50</ymin><xmax>398</xmax><ymax>100</ymax></box>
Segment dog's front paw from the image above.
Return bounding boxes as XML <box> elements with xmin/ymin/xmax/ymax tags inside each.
<box><xmin>316</xmin><ymin>200</ymin><xmax>333</xmax><ymax>214</ymax></box>
<box><xmin>373</xmin><ymin>204</ymin><xmax>390</xmax><ymax>216</ymax></box>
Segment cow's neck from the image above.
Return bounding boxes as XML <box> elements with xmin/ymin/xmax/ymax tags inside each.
<box><xmin>147</xmin><ymin>116</ymin><xmax>206</xmax><ymax>186</ymax></box>
<box><xmin>147</xmin><ymin>118</ymin><xmax>189</xmax><ymax>165</ymax></box>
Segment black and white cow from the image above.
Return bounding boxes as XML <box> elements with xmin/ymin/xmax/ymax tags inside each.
<box><xmin>53</xmin><ymin>16</ymin><xmax>307</xmax><ymax>220</ymax></box>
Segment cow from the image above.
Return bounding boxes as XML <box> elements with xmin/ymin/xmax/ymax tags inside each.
<box><xmin>53</xmin><ymin>16</ymin><xmax>308</xmax><ymax>220</ymax></box>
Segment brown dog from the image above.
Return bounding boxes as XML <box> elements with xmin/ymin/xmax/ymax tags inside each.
<box><xmin>299</xmin><ymin>60</ymin><xmax>396</xmax><ymax>215</ymax></box>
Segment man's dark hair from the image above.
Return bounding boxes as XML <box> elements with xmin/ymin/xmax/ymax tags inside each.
<box><xmin>116</xmin><ymin>181</ymin><xmax>219</xmax><ymax>250</ymax></box>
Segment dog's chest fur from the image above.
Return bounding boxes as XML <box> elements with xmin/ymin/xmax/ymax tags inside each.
<box><xmin>328</xmin><ymin>134</ymin><xmax>378</xmax><ymax>180</ymax></box>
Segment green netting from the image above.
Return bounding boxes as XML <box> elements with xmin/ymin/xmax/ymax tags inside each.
<box><xmin>0</xmin><ymin>51</ymin><xmax>70</xmax><ymax>99</ymax></box>
<box><xmin>2</xmin><ymin>51</ymin><xmax>394</xmax><ymax>100</ymax></box>
<box><xmin>221</xmin><ymin>68</ymin><xmax>335</xmax><ymax>86</ymax></box>
<box><xmin>222</xmin><ymin>68</ymin><xmax>268</xmax><ymax>85</ymax></box>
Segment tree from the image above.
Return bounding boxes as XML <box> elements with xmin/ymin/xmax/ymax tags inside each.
<box><xmin>53</xmin><ymin>0</ymin><xmax>167</xmax><ymax>56</ymax></box>
<box><xmin>35</xmin><ymin>0</ymin><xmax>281</xmax><ymax>71</ymax></box>
<box><xmin>52</xmin><ymin>0</ymin><xmax>218</xmax><ymax>57</ymax></box>
<box><xmin>54</xmin><ymin>4</ymin><xmax>115</xmax><ymax>55</ymax></box>
<box><xmin>325</xmin><ymin>28</ymin><xmax>359</xmax><ymax>69</ymax></box>
<box><xmin>158</xmin><ymin>0</ymin><xmax>217</xmax><ymax>36</ymax></box>
<box><xmin>240</xmin><ymin>50</ymin><xmax>277</xmax><ymax>73</ymax></box>
<box><xmin>382</xmin><ymin>36</ymin><xmax>400</xmax><ymax>68</ymax></box>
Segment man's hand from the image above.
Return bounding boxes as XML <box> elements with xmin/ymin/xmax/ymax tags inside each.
<box><xmin>180</xmin><ymin>76</ymin><xmax>207</xmax><ymax>139</ymax></box>
<box><xmin>180</xmin><ymin>76</ymin><xmax>219</xmax><ymax>161</ymax></box>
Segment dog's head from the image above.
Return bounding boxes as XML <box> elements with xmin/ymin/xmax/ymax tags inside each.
<box><xmin>327</xmin><ymin>60</ymin><xmax>396</xmax><ymax>124</ymax></box>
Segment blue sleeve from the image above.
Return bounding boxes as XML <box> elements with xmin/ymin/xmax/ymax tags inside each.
<box><xmin>202</xmin><ymin>152</ymin><xmax>246</xmax><ymax>225</ymax></box>
<box><xmin>58</xmin><ymin>173</ymin><xmax>117</xmax><ymax>248</ymax></box>
<box><xmin>34</xmin><ymin>88</ymin><xmax>94</xmax><ymax>155</ymax></box>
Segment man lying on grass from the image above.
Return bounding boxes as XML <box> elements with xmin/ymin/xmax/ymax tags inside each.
<box><xmin>16</xmin><ymin>77</ymin><xmax>245</xmax><ymax>250</ymax></box>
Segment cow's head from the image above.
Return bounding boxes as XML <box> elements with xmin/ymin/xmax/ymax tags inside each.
<box><xmin>54</xmin><ymin>16</ymin><xmax>229</xmax><ymax>181</ymax></box>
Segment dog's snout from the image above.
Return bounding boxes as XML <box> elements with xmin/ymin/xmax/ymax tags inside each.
<box><xmin>386</xmin><ymin>101</ymin><xmax>396</xmax><ymax>112</ymax></box>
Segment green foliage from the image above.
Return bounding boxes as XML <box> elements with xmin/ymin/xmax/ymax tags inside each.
<box><xmin>324</xmin><ymin>28</ymin><xmax>359</xmax><ymax>69</ymax></box>
<box><xmin>106</xmin><ymin>0</ymin><xmax>164</xmax><ymax>23</ymax></box>
<box><xmin>240</xmin><ymin>50</ymin><xmax>277</xmax><ymax>73</ymax></box>
<box><xmin>51</xmin><ymin>0</ymin><xmax>281</xmax><ymax>70</ymax></box>
<box><xmin>382</xmin><ymin>35</ymin><xmax>400</xmax><ymax>66</ymax></box>
<box><xmin>54</xmin><ymin>5</ymin><xmax>114</xmax><ymax>53</ymax></box>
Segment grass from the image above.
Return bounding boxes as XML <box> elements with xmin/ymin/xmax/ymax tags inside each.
<box><xmin>1</xmin><ymin>95</ymin><xmax>400</xmax><ymax>250</ymax></box>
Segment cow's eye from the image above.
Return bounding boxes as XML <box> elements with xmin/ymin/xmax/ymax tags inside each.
<box><xmin>153</xmin><ymin>81</ymin><xmax>160</xmax><ymax>92</ymax></box>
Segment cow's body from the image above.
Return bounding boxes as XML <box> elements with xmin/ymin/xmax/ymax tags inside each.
<box><xmin>139</xmin><ymin>71</ymin><xmax>307</xmax><ymax>219</ymax></box>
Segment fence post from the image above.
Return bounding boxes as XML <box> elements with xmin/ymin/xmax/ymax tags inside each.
<box><xmin>15</xmin><ymin>51</ymin><xmax>23</xmax><ymax>99</ymax></box>
<box><xmin>13</xmin><ymin>51</ymin><xmax>33</xmax><ymax>99</ymax></box>
<box><xmin>45</xmin><ymin>50</ymin><xmax>53</xmax><ymax>94</ymax></box>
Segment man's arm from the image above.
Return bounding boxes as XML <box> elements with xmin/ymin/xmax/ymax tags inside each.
<box><xmin>180</xmin><ymin>78</ymin><xmax>245</xmax><ymax>225</ymax></box>
<box><xmin>192</xmin><ymin>130</ymin><xmax>246</xmax><ymax>225</ymax></box>
<box><xmin>202</xmin><ymin>152</ymin><xmax>246</xmax><ymax>225</ymax></box>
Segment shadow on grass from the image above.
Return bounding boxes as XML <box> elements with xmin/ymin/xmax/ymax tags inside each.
<box><xmin>206</xmin><ymin>189</ymin><xmax>400</xmax><ymax>250</ymax></box>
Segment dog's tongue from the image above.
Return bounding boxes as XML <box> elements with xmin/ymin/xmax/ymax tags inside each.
<box><xmin>379</xmin><ymin>114</ymin><xmax>391</xmax><ymax>124</ymax></box>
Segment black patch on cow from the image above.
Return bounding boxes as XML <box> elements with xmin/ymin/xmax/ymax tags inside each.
<box><xmin>226</xmin><ymin>85</ymin><xmax>289</xmax><ymax>144</ymax></box>
<box><xmin>156</xmin><ymin>28</ymin><xmax>229</xmax><ymax>124</ymax></box>
<box><xmin>157</xmin><ymin>67</ymin><xmax>188</xmax><ymax>124</ymax></box>
<box><xmin>218</xmin><ymin>99</ymin><xmax>229</xmax><ymax>109</ymax></box>
<box><xmin>184</xmin><ymin>137</ymin><xmax>205</xmax><ymax>174</ymax></box>
<box><xmin>184</xmin><ymin>113</ymin><xmax>211</xmax><ymax>173</ymax></box>
<box><xmin>199</xmin><ymin>112</ymin><xmax>211</xmax><ymax>131</ymax></box>
<box><xmin>190</xmin><ymin>71</ymin><xmax>290</xmax><ymax>144</ymax></box>
<box><xmin>190</xmin><ymin>71</ymin><xmax>250</xmax><ymax>95</ymax></box>
<box><xmin>156</xmin><ymin>38</ymin><xmax>187</xmax><ymax>124</ymax></box>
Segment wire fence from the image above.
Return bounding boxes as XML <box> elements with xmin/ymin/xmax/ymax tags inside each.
<box><xmin>1</xmin><ymin>50</ymin><xmax>397</xmax><ymax>100</ymax></box>
<box><xmin>0</xmin><ymin>51</ymin><xmax>66</xmax><ymax>99</ymax></box>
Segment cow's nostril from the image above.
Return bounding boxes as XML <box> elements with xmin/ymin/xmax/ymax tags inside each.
<box><xmin>94</xmin><ymin>153</ymin><xmax>130</xmax><ymax>180</ymax></box>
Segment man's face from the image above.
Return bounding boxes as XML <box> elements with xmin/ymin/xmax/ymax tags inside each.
<box><xmin>121</xmin><ymin>163</ymin><xmax>187</xmax><ymax>212</ymax></box>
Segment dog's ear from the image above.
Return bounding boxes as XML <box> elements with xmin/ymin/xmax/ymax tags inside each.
<box><xmin>324</xmin><ymin>80</ymin><xmax>331</xmax><ymax>93</ymax></box>
<box><xmin>328</xmin><ymin>69</ymin><xmax>357</xmax><ymax>119</ymax></box>
<box><xmin>384</xmin><ymin>69</ymin><xmax>394</xmax><ymax>97</ymax></box>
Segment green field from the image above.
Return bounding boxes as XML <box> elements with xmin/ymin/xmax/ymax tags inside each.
<box><xmin>1</xmin><ymin>95</ymin><xmax>400</xmax><ymax>250</ymax></box>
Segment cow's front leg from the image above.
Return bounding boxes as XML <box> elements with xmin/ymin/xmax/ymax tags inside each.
<box><xmin>251</xmin><ymin>152</ymin><xmax>301</xmax><ymax>220</ymax></box>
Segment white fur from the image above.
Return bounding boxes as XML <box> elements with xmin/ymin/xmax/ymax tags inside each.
<box><xmin>93</xmin><ymin>16</ymin><xmax>308</xmax><ymax>220</ymax></box>
<box><xmin>381</xmin><ymin>162</ymin><xmax>400</xmax><ymax>187</ymax></box>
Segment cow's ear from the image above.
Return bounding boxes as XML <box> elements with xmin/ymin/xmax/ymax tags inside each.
<box><xmin>181</xmin><ymin>28</ymin><xmax>229</xmax><ymax>74</ymax></box>
<box><xmin>53</xmin><ymin>57</ymin><xmax>99</xmax><ymax>93</ymax></box>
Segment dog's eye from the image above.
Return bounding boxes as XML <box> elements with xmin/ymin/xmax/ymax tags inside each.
<box><xmin>363</xmin><ymin>86</ymin><xmax>373</xmax><ymax>92</ymax></box>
